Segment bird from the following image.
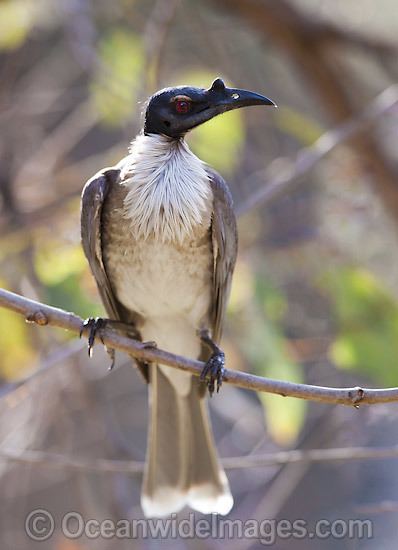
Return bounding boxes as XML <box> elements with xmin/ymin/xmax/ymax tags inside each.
<box><xmin>80</xmin><ymin>77</ymin><xmax>275</xmax><ymax>518</ymax></box>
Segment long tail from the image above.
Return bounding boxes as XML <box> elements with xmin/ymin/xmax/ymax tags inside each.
<box><xmin>141</xmin><ymin>365</ymin><xmax>233</xmax><ymax>517</ymax></box>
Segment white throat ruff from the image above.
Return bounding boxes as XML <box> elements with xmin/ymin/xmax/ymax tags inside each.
<box><xmin>121</xmin><ymin>134</ymin><xmax>211</xmax><ymax>243</ymax></box>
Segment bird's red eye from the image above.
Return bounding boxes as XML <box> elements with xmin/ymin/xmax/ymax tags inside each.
<box><xmin>175</xmin><ymin>100</ymin><xmax>191</xmax><ymax>114</ymax></box>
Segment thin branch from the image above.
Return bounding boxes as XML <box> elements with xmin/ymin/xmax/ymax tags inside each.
<box><xmin>13</xmin><ymin>98</ymin><xmax>99</xmax><ymax>192</ymax></box>
<box><xmin>237</xmin><ymin>84</ymin><xmax>398</xmax><ymax>215</ymax></box>
<box><xmin>1</xmin><ymin>444</ymin><xmax>398</xmax><ymax>474</ymax></box>
<box><xmin>210</xmin><ymin>0</ymin><xmax>398</xmax><ymax>221</ymax></box>
<box><xmin>2</xmin><ymin>287</ymin><xmax>398</xmax><ymax>406</ymax></box>
<box><xmin>143</xmin><ymin>0</ymin><xmax>181</xmax><ymax>91</ymax></box>
<box><xmin>223</xmin><ymin>445</ymin><xmax>398</xmax><ymax>469</ymax></box>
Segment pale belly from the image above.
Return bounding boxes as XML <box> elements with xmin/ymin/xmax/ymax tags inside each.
<box><xmin>112</xmin><ymin>236</ymin><xmax>212</xmax><ymax>321</ymax></box>
<box><xmin>103</xmin><ymin>228</ymin><xmax>213</xmax><ymax>361</ymax></box>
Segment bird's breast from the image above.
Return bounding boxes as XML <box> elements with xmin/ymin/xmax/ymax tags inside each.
<box><xmin>103</xmin><ymin>222</ymin><xmax>213</xmax><ymax>327</ymax></box>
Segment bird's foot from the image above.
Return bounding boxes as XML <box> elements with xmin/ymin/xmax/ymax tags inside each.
<box><xmin>80</xmin><ymin>318</ymin><xmax>156</xmax><ymax>373</ymax></box>
<box><xmin>140</xmin><ymin>340</ymin><xmax>157</xmax><ymax>350</ymax></box>
<box><xmin>199</xmin><ymin>328</ymin><xmax>225</xmax><ymax>396</ymax></box>
<box><xmin>200</xmin><ymin>351</ymin><xmax>225</xmax><ymax>396</ymax></box>
<box><xmin>80</xmin><ymin>317</ymin><xmax>135</xmax><ymax>370</ymax></box>
<box><xmin>134</xmin><ymin>340</ymin><xmax>157</xmax><ymax>368</ymax></box>
<box><xmin>80</xmin><ymin>317</ymin><xmax>107</xmax><ymax>358</ymax></box>
<box><xmin>106</xmin><ymin>347</ymin><xmax>116</xmax><ymax>371</ymax></box>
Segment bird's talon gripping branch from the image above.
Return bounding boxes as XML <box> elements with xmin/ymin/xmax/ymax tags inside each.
<box><xmin>141</xmin><ymin>340</ymin><xmax>157</xmax><ymax>349</ymax></box>
<box><xmin>80</xmin><ymin>317</ymin><xmax>144</xmax><ymax>368</ymax></box>
<box><xmin>200</xmin><ymin>351</ymin><xmax>226</xmax><ymax>397</ymax></box>
<box><xmin>199</xmin><ymin>328</ymin><xmax>226</xmax><ymax>396</ymax></box>
<box><xmin>80</xmin><ymin>317</ymin><xmax>107</xmax><ymax>357</ymax></box>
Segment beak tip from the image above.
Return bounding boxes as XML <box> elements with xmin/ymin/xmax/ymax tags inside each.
<box><xmin>264</xmin><ymin>97</ymin><xmax>277</xmax><ymax>108</ymax></box>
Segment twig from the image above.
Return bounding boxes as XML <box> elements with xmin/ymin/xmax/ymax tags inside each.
<box><xmin>210</xmin><ymin>0</ymin><xmax>398</xmax><ymax>221</ymax></box>
<box><xmin>1</xmin><ymin>444</ymin><xmax>398</xmax><ymax>474</ymax></box>
<box><xmin>237</xmin><ymin>84</ymin><xmax>398</xmax><ymax>215</ymax></box>
<box><xmin>2</xmin><ymin>287</ymin><xmax>398</xmax><ymax>406</ymax></box>
<box><xmin>143</xmin><ymin>0</ymin><xmax>181</xmax><ymax>91</ymax></box>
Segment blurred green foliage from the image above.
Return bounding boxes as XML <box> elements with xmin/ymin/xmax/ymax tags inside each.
<box><xmin>0</xmin><ymin>1</ymin><xmax>35</xmax><ymax>51</ymax></box>
<box><xmin>254</xmin><ymin>275</ymin><xmax>306</xmax><ymax>445</ymax></box>
<box><xmin>275</xmin><ymin>106</ymin><xmax>323</xmax><ymax>146</ymax></box>
<box><xmin>230</xmin><ymin>261</ymin><xmax>306</xmax><ymax>445</ymax></box>
<box><xmin>33</xmin><ymin>235</ymin><xmax>103</xmax><ymax>318</ymax></box>
<box><xmin>321</xmin><ymin>267</ymin><xmax>398</xmax><ymax>386</ymax></box>
<box><xmin>43</xmin><ymin>272</ymin><xmax>103</xmax><ymax>320</ymax></box>
<box><xmin>0</xmin><ymin>301</ymin><xmax>37</xmax><ymax>380</ymax></box>
<box><xmin>35</xmin><ymin>239</ymin><xmax>87</xmax><ymax>286</ymax></box>
<box><xmin>190</xmin><ymin>112</ymin><xmax>244</xmax><ymax>176</ymax></box>
<box><xmin>91</xmin><ymin>29</ymin><xmax>145</xmax><ymax>126</ymax></box>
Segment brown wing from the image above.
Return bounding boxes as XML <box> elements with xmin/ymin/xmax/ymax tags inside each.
<box><xmin>208</xmin><ymin>168</ymin><xmax>238</xmax><ymax>343</ymax></box>
<box><xmin>81</xmin><ymin>167</ymin><xmax>124</xmax><ymax>320</ymax></box>
<box><xmin>81</xmin><ymin>167</ymin><xmax>148</xmax><ymax>380</ymax></box>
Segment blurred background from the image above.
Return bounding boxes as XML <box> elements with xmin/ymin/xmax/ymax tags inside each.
<box><xmin>1</xmin><ymin>0</ymin><xmax>398</xmax><ymax>548</ymax></box>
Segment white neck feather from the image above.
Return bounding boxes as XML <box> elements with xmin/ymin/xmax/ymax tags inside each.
<box><xmin>120</xmin><ymin>134</ymin><xmax>212</xmax><ymax>242</ymax></box>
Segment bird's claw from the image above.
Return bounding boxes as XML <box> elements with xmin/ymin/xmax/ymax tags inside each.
<box><xmin>142</xmin><ymin>340</ymin><xmax>157</xmax><ymax>349</ymax></box>
<box><xmin>80</xmin><ymin>317</ymin><xmax>107</xmax><ymax>358</ymax></box>
<box><xmin>107</xmin><ymin>347</ymin><xmax>116</xmax><ymax>371</ymax></box>
<box><xmin>200</xmin><ymin>351</ymin><xmax>225</xmax><ymax>397</ymax></box>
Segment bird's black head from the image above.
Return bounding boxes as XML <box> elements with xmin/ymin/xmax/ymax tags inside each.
<box><xmin>144</xmin><ymin>77</ymin><xmax>275</xmax><ymax>139</ymax></box>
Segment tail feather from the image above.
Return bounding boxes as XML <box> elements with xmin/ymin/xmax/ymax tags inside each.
<box><xmin>141</xmin><ymin>365</ymin><xmax>233</xmax><ymax>517</ymax></box>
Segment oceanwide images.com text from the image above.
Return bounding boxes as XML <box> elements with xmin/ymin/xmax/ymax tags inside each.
<box><xmin>25</xmin><ymin>509</ymin><xmax>373</xmax><ymax>545</ymax></box>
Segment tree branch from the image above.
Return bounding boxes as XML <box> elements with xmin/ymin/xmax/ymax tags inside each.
<box><xmin>2</xmin><ymin>287</ymin><xmax>398</xmax><ymax>406</ymax></box>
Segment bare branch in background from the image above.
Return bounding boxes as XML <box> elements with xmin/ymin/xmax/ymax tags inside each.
<box><xmin>2</xmin><ymin>287</ymin><xmax>398</xmax><ymax>406</ymax></box>
<box><xmin>209</xmin><ymin>0</ymin><xmax>398</xmax><ymax>221</ymax></box>
<box><xmin>2</xmin><ymin>444</ymin><xmax>398</xmax><ymax>474</ymax></box>
<box><xmin>237</xmin><ymin>84</ymin><xmax>398</xmax><ymax>215</ymax></box>
<box><xmin>13</xmin><ymin>98</ymin><xmax>100</xmax><ymax>192</ymax></box>
<box><xmin>143</xmin><ymin>0</ymin><xmax>182</xmax><ymax>91</ymax></box>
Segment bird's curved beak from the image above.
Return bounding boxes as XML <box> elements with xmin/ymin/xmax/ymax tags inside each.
<box><xmin>185</xmin><ymin>78</ymin><xmax>276</xmax><ymax>133</ymax></box>
<box><xmin>208</xmin><ymin>78</ymin><xmax>276</xmax><ymax>112</ymax></box>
